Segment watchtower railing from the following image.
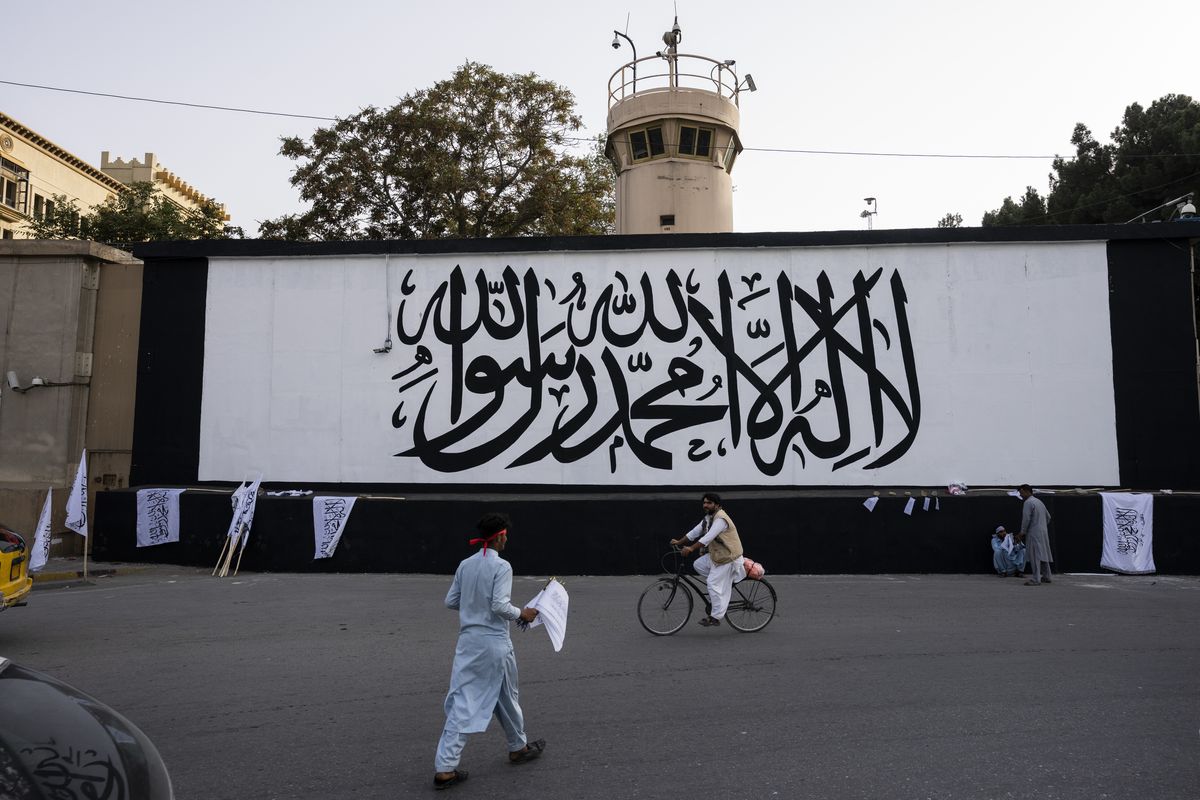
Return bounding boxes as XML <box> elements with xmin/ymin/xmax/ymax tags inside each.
<box><xmin>608</xmin><ymin>53</ymin><xmax>742</xmax><ymax>109</ymax></box>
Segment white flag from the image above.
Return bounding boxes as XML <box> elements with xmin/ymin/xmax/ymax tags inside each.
<box><xmin>29</xmin><ymin>488</ymin><xmax>53</xmax><ymax>573</ymax></box>
<box><xmin>1100</xmin><ymin>492</ymin><xmax>1155</xmax><ymax>575</ymax></box>
<box><xmin>136</xmin><ymin>489</ymin><xmax>185</xmax><ymax>547</ymax></box>
<box><xmin>64</xmin><ymin>450</ymin><xmax>88</xmax><ymax>538</ymax></box>
<box><xmin>224</xmin><ymin>475</ymin><xmax>263</xmax><ymax>555</ymax></box>
<box><xmin>313</xmin><ymin>496</ymin><xmax>357</xmax><ymax>559</ymax></box>
<box><xmin>224</xmin><ymin>481</ymin><xmax>250</xmax><ymax>550</ymax></box>
<box><xmin>525</xmin><ymin>579</ymin><xmax>569</xmax><ymax>652</ymax></box>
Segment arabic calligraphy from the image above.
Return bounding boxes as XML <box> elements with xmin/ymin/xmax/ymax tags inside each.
<box><xmin>388</xmin><ymin>264</ymin><xmax>921</xmax><ymax>477</ymax></box>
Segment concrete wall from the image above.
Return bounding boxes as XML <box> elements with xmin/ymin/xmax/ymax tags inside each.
<box><xmin>0</xmin><ymin>241</ymin><xmax>141</xmax><ymax>551</ymax></box>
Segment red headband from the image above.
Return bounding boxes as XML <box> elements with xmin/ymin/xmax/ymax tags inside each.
<box><xmin>470</xmin><ymin>528</ymin><xmax>508</xmax><ymax>551</ymax></box>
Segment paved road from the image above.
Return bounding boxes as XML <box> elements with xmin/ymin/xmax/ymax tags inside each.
<box><xmin>3</xmin><ymin>567</ymin><xmax>1198</xmax><ymax>799</ymax></box>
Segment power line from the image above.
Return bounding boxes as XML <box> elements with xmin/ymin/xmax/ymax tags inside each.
<box><xmin>5</xmin><ymin>78</ymin><xmax>1200</xmax><ymax>162</ymax></box>
<box><xmin>0</xmin><ymin>79</ymin><xmax>336</xmax><ymax>121</ymax></box>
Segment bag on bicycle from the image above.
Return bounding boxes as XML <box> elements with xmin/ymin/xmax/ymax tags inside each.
<box><xmin>741</xmin><ymin>556</ymin><xmax>766</xmax><ymax>580</ymax></box>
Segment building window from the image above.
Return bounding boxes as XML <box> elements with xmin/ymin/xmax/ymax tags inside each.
<box><xmin>0</xmin><ymin>157</ymin><xmax>29</xmax><ymax>214</ymax></box>
<box><xmin>2</xmin><ymin>228</ymin><xmax>12</xmax><ymax>239</ymax></box>
<box><xmin>628</xmin><ymin>126</ymin><xmax>665</xmax><ymax>162</ymax></box>
<box><xmin>33</xmin><ymin>194</ymin><xmax>44</xmax><ymax>219</ymax></box>
<box><xmin>678</xmin><ymin>126</ymin><xmax>713</xmax><ymax>158</ymax></box>
<box><xmin>44</xmin><ymin>199</ymin><xmax>54</xmax><ymax>218</ymax></box>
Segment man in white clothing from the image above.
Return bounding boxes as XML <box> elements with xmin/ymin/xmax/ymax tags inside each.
<box><xmin>433</xmin><ymin>512</ymin><xmax>544</xmax><ymax>790</ymax></box>
<box><xmin>670</xmin><ymin>492</ymin><xmax>745</xmax><ymax>627</ymax></box>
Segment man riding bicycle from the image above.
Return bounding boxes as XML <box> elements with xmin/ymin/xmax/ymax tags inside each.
<box><xmin>669</xmin><ymin>492</ymin><xmax>746</xmax><ymax>627</ymax></box>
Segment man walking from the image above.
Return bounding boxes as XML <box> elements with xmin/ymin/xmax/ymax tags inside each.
<box><xmin>1017</xmin><ymin>485</ymin><xmax>1054</xmax><ymax>585</ymax></box>
<box><xmin>670</xmin><ymin>492</ymin><xmax>745</xmax><ymax>627</ymax></box>
<box><xmin>434</xmin><ymin>512</ymin><xmax>545</xmax><ymax>790</ymax></box>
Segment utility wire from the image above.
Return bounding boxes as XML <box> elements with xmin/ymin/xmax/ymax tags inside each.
<box><xmin>5</xmin><ymin>79</ymin><xmax>1200</xmax><ymax>162</ymax></box>
<box><xmin>0</xmin><ymin>79</ymin><xmax>337</xmax><ymax>121</ymax></box>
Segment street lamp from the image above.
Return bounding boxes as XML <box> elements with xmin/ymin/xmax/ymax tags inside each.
<box><xmin>860</xmin><ymin>197</ymin><xmax>878</xmax><ymax>230</ymax></box>
<box><xmin>612</xmin><ymin>30</ymin><xmax>638</xmax><ymax>92</ymax></box>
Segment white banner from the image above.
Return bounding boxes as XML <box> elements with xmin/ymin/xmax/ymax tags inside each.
<box><xmin>29</xmin><ymin>488</ymin><xmax>52</xmax><ymax>573</ymax></box>
<box><xmin>136</xmin><ymin>489</ymin><xmax>186</xmax><ymax>547</ymax></box>
<box><xmin>313</xmin><ymin>496</ymin><xmax>357</xmax><ymax>559</ymax></box>
<box><xmin>64</xmin><ymin>449</ymin><xmax>88</xmax><ymax>538</ymax></box>
<box><xmin>199</xmin><ymin>244</ymin><xmax>1118</xmax><ymax>486</ymax></box>
<box><xmin>1100</xmin><ymin>492</ymin><xmax>1155</xmax><ymax>574</ymax></box>
<box><xmin>225</xmin><ymin>475</ymin><xmax>262</xmax><ymax>553</ymax></box>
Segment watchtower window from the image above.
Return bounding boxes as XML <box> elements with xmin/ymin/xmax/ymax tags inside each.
<box><xmin>678</xmin><ymin>126</ymin><xmax>714</xmax><ymax>158</ymax></box>
<box><xmin>629</xmin><ymin>126</ymin><xmax>665</xmax><ymax>162</ymax></box>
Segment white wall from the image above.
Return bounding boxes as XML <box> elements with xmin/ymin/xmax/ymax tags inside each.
<box><xmin>199</xmin><ymin>241</ymin><xmax>1117</xmax><ymax>486</ymax></box>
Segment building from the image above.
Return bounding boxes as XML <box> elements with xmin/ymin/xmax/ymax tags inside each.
<box><xmin>0</xmin><ymin>112</ymin><xmax>227</xmax><ymax>240</ymax></box>
<box><xmin>604</xmin><ymin>19</ymin><xmax>750</xmax><ymax>234</ymax></box>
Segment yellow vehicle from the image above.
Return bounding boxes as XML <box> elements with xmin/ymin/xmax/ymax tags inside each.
<box><xmin>0</xmin><ymin>523</ymin><xmax>32</xmax><ymax>611</ymax></box>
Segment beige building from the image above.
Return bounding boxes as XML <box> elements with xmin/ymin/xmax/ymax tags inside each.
<box><xmin>0</xmin><ymin>111</ymin><xmax>227</xmax><ymax>240</ymax></box>
<box><xmin>0</xmin><ymin>241</ymin><xmax>143</xmax><ymax>556</ymax></box>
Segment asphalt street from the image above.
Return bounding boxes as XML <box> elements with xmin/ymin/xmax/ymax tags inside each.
<box><xmin>3</xmin><ymin>566</ymin><xmax>1198</xmax><ymax>799</ymax></box>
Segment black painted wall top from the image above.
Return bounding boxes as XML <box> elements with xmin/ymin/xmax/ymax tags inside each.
<box><xmin>130</xmin><ymin>222</ymin><xmax>1200</xmax><ymax>261</ymax></box>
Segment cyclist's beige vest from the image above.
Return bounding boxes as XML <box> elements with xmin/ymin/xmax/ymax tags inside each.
<box><xmin>703</xmin><ymin>509</ymin><xmax>743</xmax><ymax>565</ymax></box>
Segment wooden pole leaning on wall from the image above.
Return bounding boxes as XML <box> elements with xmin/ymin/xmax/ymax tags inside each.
<box><xmin>212</xmin><ymin>535</ymin><xmax>231</xmax><ymax>577</ymax></box>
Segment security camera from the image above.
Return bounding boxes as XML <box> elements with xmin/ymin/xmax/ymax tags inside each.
<box><xmin>743</xmin><ymin>74</ymin><xmax>757</xmax><ymax>92</ymax></box>
<box><xmin>612</xmin><ymin>36</ymin><xmax>620</xmax><ymax>49</ymax></box>
<box><xmin>5</xmin><ymin>371</ymin><xmax>19</xmax><ymax>391</ymax></box>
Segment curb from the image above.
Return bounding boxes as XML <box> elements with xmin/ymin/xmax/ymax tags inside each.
<box><xmin>31</xmin><ymin>565</ymin><xmax>151</xmax><ymax>586</ymax></box>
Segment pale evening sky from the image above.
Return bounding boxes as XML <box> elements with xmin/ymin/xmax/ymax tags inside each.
<box><xmin>2</xmin><ymin>1</ymin><xmax>1191</xmax><ymax>235</ymax></box>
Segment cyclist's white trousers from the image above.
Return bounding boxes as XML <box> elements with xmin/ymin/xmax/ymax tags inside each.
<box><xmin>693</xmin><ymin>555</ymin><xmax>747</xmax><ymax>619</ymax></box>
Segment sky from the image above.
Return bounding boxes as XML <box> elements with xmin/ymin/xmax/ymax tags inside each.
<box><xmin>3</xmin><ymin>1</ymin><xmax>1193</xmax><ymax>235</ymax></box>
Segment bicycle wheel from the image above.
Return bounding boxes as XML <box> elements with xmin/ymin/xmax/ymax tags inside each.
<box><xmin>724</xmin><ymin>578</ymin><xmax>777</xmax><ymax>633</ymax></box>
<box><xmin>637</xmin><ymin>578</ymin><xmax>693</xmax><ymax>635</ymax></box>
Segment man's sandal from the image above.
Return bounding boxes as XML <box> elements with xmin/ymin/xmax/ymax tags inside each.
<box><xmin>433</xmin><ymin>769</ymin><xmax>468</xmax><ymax>790</ymax></box>
<box><xmin>509</xmin><ymin>739</ymin><xmax>545</xmax><ymax>764</ymax></box>
<box><xmin>698</xmin><ymin>616</ymin><xmax>721</xmax><ymax>627</ymax></box>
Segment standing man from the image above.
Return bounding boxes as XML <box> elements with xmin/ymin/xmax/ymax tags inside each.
<box><xmin>670</xmin><ymin>492</ymin><xmax>745</xmax><ymax>627</ymax></box>
<box><xmin>1017</xmin><ymin>485</ymin><xmax>1054</xmax><ymax>585</ymax></box>
<box><xmin>434</xmin><ymin>512</ymin><xmax>545</xmax><ymax>790</ymax></box>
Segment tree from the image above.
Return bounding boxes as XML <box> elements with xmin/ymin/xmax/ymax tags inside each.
<box><xmin>23</xmin><ymin>182</ymin><xmax>240</xmax><ymax>242</ymax></box>
<box><xmin>984</xmin><ymin>94</ymin><xmax>1200</xmax><ymax>225</ymax></box>
<box><xmin>260</xmin><ymin>62</ymin><xmax>615</xmax><ymax>241</ymax></box>
<box><xmin>936</xmin><ymin>212</ymin><xmax>963</xmax><ymax>228</ymax></box>
<box><xmin>981</xmin><ymin>186</ymin><xmax>1048</xmax><ymax>226</ymax></box>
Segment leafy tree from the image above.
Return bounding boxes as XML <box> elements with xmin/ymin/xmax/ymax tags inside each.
<box><xmin>260</xmin><ymin>62</ymin><xmax>614</xmax><ymax>241</ymax></box>
<box><xmin>981</xmin><ymin>186</ymin><xmax>1048</xmax><ymax>226</ymax></box>
<box><xmin>23</xmin><ymin>182</ymin><xmax>240</xmax><ymax>242</ymax></box>
<box><xmin>984</xmin><ymin>94</ymin><xmax>1200</xmax><ymax>225</ymax></box>
<box><xmin>936</xmin><ymin>212</ymin><xmax>963</xmax><ymax>228</ymax></box>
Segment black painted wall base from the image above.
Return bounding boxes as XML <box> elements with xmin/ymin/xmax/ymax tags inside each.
<box><xmin>94</xmin><ymin>491</ymin><xmax>1200</xmax><ymax>575</ymax></box>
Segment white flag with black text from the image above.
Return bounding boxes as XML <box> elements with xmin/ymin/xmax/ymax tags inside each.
<box><xmin>64</xmin><ymin>450</ymin><xmax>88</xmax><ymax>538</ymax></box>
<box><xmin>136</xmin><ymin>488</ymin><xmax>186</xmax><ymax>547</ymax></box>
<box><xmin>313</xmin><ymin>496</ymin><xmax>357</xmax><ymax>559</ymax></box>
<box><xmin>1100</xmin><ymin>492</ymin><xmax>1155</xmax><ymax>575</ymax></box>
<box><xmin>29</xmin><ymin>488</ymin><xmax>53</xmax><ymax>572</ymax></box>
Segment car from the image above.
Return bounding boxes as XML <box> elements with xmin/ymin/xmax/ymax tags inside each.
<box><xmin>0</xmin><ymin>523</ymin><xmax>32</xmax><ymax>611</ymax></box>
<box><xmin>0</xmin><ymin>656</ymin><xmax>174</xmax><ymax>799</ymax></box>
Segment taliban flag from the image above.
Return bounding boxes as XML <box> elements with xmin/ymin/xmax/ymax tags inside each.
<box><xmin>64</xmin><ymin>449</ymin><xmax>88</xmax><ymax>539</ymax></box>
<box><xmin>29</xmin><ymin>488</ymin><xmax>53</xmax><ymax>572</ymax></box>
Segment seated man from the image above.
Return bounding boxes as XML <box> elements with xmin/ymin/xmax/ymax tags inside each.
<box><xmin>670</xmin><ymin>492</ymin><xmax>746</xmax><ymax>627</ymax></box>
<box><xmin>991</xmin><ymin>525</ymin><xmax>1026</xmax><ymax>577</ymax></box>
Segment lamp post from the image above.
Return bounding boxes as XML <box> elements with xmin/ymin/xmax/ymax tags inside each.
<box><xmin>860</xmin><ymin>197</ymin><xmax>878</xmax><ymax>230</ymax></box>
<box><xmin>612</xmin><ymin>30</ymin><xmax>637</xmax><ymax>92</ymax></box>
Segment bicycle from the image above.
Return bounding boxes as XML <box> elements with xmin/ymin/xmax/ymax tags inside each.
<box><xmin>637</xmin><ymin>546</ymin><xmax>777</xmax><ymax>635</ymax></box>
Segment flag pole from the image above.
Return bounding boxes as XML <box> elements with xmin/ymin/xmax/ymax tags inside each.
<box><xmin>212</xmin><ymin>536</ymin><xmax>230</xmax><ymax>576</ymax></box>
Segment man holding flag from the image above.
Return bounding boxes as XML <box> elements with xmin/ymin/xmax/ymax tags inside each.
<box><xmin>433</xmin><ymin>512</ymin><xmax>545</xmax><ymax>790</ymax></box>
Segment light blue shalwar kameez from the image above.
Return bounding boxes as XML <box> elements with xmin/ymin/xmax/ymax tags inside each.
<box><xmin>435</xmin><ymin>549</ymin><xmax>527</xmax><ymax>772</ymax></box>
<box><xmin>991</xmin><ymin>534</ymin><xmax>1027</xmax><ymax>576</ymax></box>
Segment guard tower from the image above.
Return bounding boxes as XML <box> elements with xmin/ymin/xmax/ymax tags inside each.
<box><xmin>606</xmin><ymin>19</ymin><xmax>753</xmax><ymax>234</ymax></box>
